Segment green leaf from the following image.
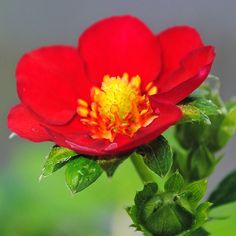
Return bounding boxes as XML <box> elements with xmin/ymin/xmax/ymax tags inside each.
<box><xmin>218</xmin><ymin>106</ymin><xmax>236</xmax><ymax>147</ymax></box>
<box><xmin>41</xmin><ymin>146</ymin><xmax>78</xmax><ymax>178</ymax></box>
<box><xmin>182</xmin><ymin>180</ymin><xmax>208</xmax><ymax>207</ymax></box>
<box><xmin>209</xmin><ymin>169</ymin><xmax>236</xmax><ymax>207</ymax></box>
<box><xmin>203</xmin><ymin>202</ymin><xmax>236</xmax><ymax>236</ymax></box>
<box><xmin>65</xmin><ymin>157</ymin><xmax>103</xmax><ymax>194</ymax></box>
<box><xmin>97</xmin><ymin>156</ymin><xmax>125</xmax><ymax>177</ymax></box>
<box><xmin>165</xmin><ymin>171</ymin><xmax>185</xmax><ymax>193</ymax></box>
<box><xmin>138</xmin><ymin>136</ymin><xmax>173</xmax><ymax>177</ymax></box>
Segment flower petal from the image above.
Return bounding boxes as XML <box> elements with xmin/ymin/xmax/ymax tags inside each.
<box><xmin>17</xmin><ymin>45</ymin><xmax>91</xmax><ymax>125</ymax></box>
<box><xmin>44</xmin><ymin>117</ymin><xmax>110</xmax><ymax>156</ymax></box>
<box><xmin>157</xmin><ymin>26</ymin><xmax>204</xmax><ymax>87</ymax></box>
<box><xmin>44</xmin><ymin>102</ymin><xmax>181</xmax><ymax>156</ymax></box>
<box><xmin>79</xmin><ymin>15</ymin><xmax>161</xmax><ymax>89</ymax></box>
<box><xmin>156</xmin><ymin>46</ymin><xmax>215</xmax><ymax>104</ymax></box>
<box><xmin>7</xmin><ymin>104</ymin><xmax>51</xmax><ymax>142</ymax></box>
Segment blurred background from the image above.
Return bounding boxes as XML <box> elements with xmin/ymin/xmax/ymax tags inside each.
<box><xmin>0</xmin><ymin>0</ymin><xmax>236</xmax><ymax>235</ymax></box>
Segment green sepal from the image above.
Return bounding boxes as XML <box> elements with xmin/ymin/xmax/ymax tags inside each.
<box><xmin>191</xmin><ymin>98</ymin><xmax>221</xmax><ymax>116</ymax></box>
<box><xmin>41</xmin><ymin>146</ymin><xmax>78</xmax><ymax>178</ymax></box>
<box><xmin>65</xmin><ymin>157</ymin><xmax>103</xmax><ymax>194</ymax></box>
<box><xmin>182</xmin><ymin>180</ymin><xmax>208</xmax><ymax>207</ymax></box>
<box><xmin>192</xmin><ymin>202</ymin><xmax>212</xmax><ymax>230</ymax></box>
<box><xmin>134</xmin><ymin>183</ymin><xmax>158</xmax><ymax>207</ymax></box>
<box><xmin>209</xmin><ymin>169</ymin><xmax>236</xmax><ymax>207</ymax></box>
<box><xmin>178</xmin><ymin>97</ymin><xmax>220</xmax><ymax>125</ymax></box>
<box><xmin>178</xmin><ymin>103</ymin><xmax>210</xmax><ymax>124</ymax></box>
<box><xmin>126</xmin><ymin>206</ymin><xmax>141</xmax><ymax>231</ymax></box>
<box><xmin>187</xmin><ymin>145</ymin><xmax>219</xmax><ymax>181</ymax></box>
<box><xmin>165</xmin><ymin>171</ymin><xmax>185</xmax><ymax>193</ymax></box>
<box><xmin>138</xmin><ymin>135</ymin><xmax>173</xmax><ymax>177</ymax></box>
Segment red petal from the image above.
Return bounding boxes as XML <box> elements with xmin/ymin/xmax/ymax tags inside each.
<box><xmin>44</xmin><ymin>117</ymin><xmax>110</xmax><ymax>156</ymax></box>
<box><xmin>44</xmin><ymin>102</ymin><xmax>181</xmax><ymax>156</ymax></box>
<box><xmin>7</xmin><ymin>104</ymin><xmax>51</xmax><ymax>142</ymax></box>
<box><xmin>78</xmin><ymin>15</ymin><xmax>161</xmax><ymax>89</ymax></box>
<box><xmin>157</xmin><ymin>26</ymin><xmax>204</xmax><ymax>87</ymax></box>
<box><xmin>17</xmin><ymin>45</ymin><xmax>91</xmax><ymax>125</ymax></box>
<box><xmin>156</xmin><ymin>46</ymin><xmax>215</xmax><ymax>104</ymax></box>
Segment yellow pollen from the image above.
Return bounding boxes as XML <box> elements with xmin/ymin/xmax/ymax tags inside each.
<box><xmin>76</xmin><ymin>73</ymin><xmax>158</xmax><ymax>142</ymax></box>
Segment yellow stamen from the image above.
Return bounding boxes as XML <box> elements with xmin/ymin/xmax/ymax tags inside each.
<box><xmin>76</xmin><ymin>73</ymin><xmax>158</xmax><ymax>142</ymax></box>
<box><xmin>77</xmin><ymin>107</ymin><xmax>89</xmax><ymax>117</ymax></box>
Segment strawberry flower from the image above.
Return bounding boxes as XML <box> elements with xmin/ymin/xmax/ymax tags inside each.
<box><xmin>7</xmin><ymin>15</ymin><xmax>215</xmax><ymax>156</ymax></box>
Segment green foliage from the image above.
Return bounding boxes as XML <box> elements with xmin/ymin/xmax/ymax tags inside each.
<box><xmin>209</xmin><ymin>169</ymin><xmax>236</xmax><ymax>207</ymax></box>
<box><xmin>182</xmin><ymin>180</ymin><xmax>208</xmax><ymax>207</ymax></box>
<box><xmin>30</xmin><ymin>76</ymin><xmax>236</xmax><ymax>236</ymax></box>
<box><xmin>65</xmin><ymin>157</ymin><xmax>103</xmax><ymax>194</ymax></box>
<box><xmin>97</xmin><ymin>156</ymin><xmax>126</xmax><ymax>177</ymax></box>
<box><xmin>138</xmin><ymin>135</ymin><xmax>173</xmax><ymax>177</ymax></box>
<box><xmin>165</xmin><ymin>171</ymin><xmax>185</xmax><ymax>193</ymax></box>
<box><xmin>128</xmin><ymin>178</ymin><xmax>209</xmax><ymax>236</ymax></box>
<box><xmin>193</xmin><ymin>202</ymin><xmax>212</xmax><ymax>230</ymax></box>
<box><xmin>173</xmin><ymin>77</ymin><xmax>236</xmax><ymax>183</ymax></box>
<box><xmin>187</xmin><ymin>145</ymin><xmax>219</xmax><ymax>181</ymax></box>
<box><xmin>41</xmin><ymin>146</ymin><xmax>78</xmax><ymax>178</ymax></box>
<box><xmin>178</xmin><ymin>104</ymin><xmax>210</xmax><ymax>124</ymax></box>
<box><xmin>178</xmin><ymin>97</ymin><xmax>220</xmax><ymax>125</ymax></box>
<box><xmin>218</xmin><ymin>105</ymin><xmax>236</xmax><ymax>147</ymax></box>
<box><xmin>203</xmin><ymin>202</ymin><xmax>236</xmax><ymax>236</ymax></box>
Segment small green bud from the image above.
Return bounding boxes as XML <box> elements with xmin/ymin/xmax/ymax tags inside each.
<box><xmin>128</xmin><ymin>182</ymin><xmax>210</xmax><ymax>236</ymax></box>
<box><xmin>141</xmin><ymin>192</ymin><xmax>193</xmax><ymax>236</ymax></box>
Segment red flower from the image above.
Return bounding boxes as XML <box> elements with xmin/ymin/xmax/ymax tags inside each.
<box><xmin>7</xmin><ymin>16</ymin><xmax>215</xmax><ymax>156</ymax></box>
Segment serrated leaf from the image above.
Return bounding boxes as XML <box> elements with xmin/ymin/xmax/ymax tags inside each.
<box><xmin>218</xmin><ymin>106</ymin><xmax>236</xmax><ymax>147</ymax></box>
<box><xmin>209</xmin><ymin>169</ymin><xmax>236</xmax><ymax>207</ymax></box>
<box><xmin>65</xmin><ymin>157</ymin><xmax>103</xmax><ymax>194</ymax></box>
<box><xmin>182</xmin><ymin>180</ymin><xmax>208</xmax><ymax>207</ymax></box>
<box><xmin>41</xmin><ymin>146</ymin><xmax>78</xmax><ymax>178</ymax></box>
<box><xmin>138</xmin><ymin>136</ymin><xmax>173</xmax><ymax>177</ymax></box>
<box><xmin>165</xmin><ymin>171</ymin><xmax>185</xmax><ymax>193</ymax></box>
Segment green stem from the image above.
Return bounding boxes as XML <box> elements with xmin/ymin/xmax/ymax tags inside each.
<box><xmin>131</xmin><ymin>153</ymin><xmax>154</xmax><ymax>184</ymax></box>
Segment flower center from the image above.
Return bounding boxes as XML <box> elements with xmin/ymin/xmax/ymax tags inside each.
<box><xmin>77</xmin><ymin>73</ymin><xmax>158</xmax><ymax>142</ymax></box>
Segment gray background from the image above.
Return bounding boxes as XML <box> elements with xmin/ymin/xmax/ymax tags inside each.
<box><xmin>0</xmin><ymin>0</ymin><xmax>235</xmax><ymax>228</ymax></box>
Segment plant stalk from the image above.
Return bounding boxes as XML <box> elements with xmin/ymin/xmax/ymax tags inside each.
<box><xmin>130</xmin><ymin>153</ymin><xmax>155</xmax><ymax>184</ymax></box>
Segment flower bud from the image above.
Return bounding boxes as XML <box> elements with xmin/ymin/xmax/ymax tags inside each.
<box><xmin>141</xmin><ymin>192</ymin><xmax>193</xmax><ymax>236</ymax></box>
